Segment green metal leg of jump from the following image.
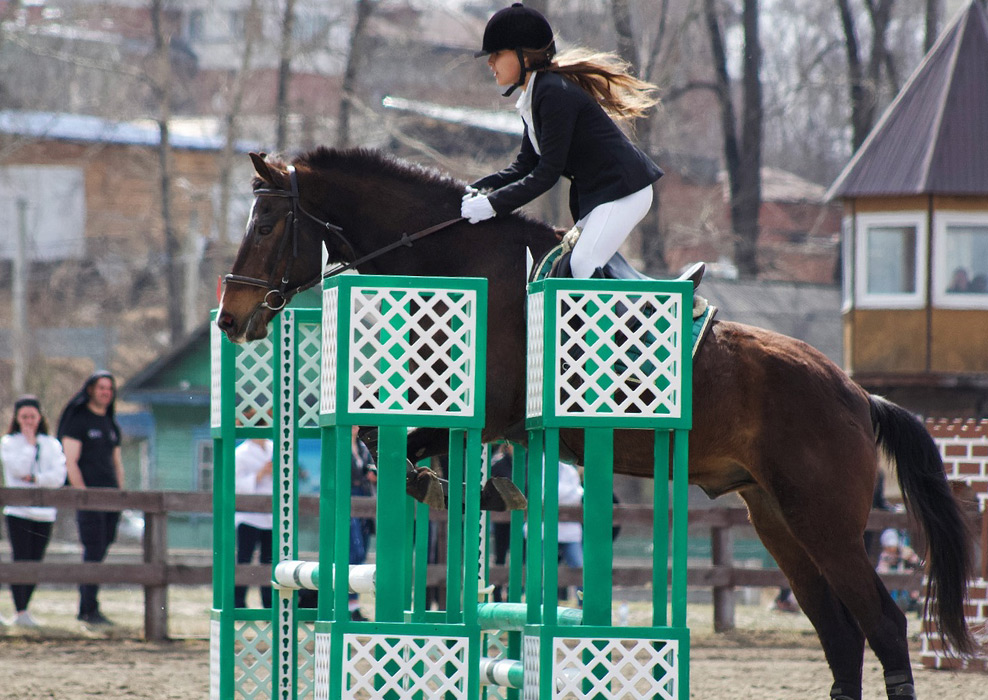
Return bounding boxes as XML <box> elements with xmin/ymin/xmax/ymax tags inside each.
<box><xmin>652</xmin><ymin>430</ymin><xmax>670</xmax><ymax>626</ymax></box>
<box><xmin>673</xmin><ymin>429</ymin><xmax>691</xmax><ymax>700</ymax></box>
<box><xmin>584</xmin><ymin>428</ymin><xmax>615</xmax><ymax>697</ymax></box>
<box><xmin>323</xmin><ymin>424</ymin><xmax>348</xmax><ymax>700</ymax></box>
<box><xmin>213</xmin><ymin>331</ymin><xmax>236</xmax><ymax>700</ymax></box>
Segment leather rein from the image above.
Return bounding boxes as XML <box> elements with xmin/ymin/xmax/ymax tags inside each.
<box><xmin>223</xmin><ymin>164</ymin><xmax>463</xmax><ymax>310</ymax></box>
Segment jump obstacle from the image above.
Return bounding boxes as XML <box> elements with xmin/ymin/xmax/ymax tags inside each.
<box><xmin>209</xmin><ymin>274</ymin><xmax>694</xmax><ymax>699</ymax></box>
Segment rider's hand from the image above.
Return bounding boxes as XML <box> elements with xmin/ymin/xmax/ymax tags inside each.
<box><xmin>461</xmin><ymin>194</ymin><xmax>495</xmax><ymax>224</ymax></box>
<box><xmin>462</xmin><ymin>186</ymin><xmax>480</xmax><ymax>201</ymax></box>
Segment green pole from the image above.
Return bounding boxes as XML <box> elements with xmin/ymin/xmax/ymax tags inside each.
<box><xmin>652</xmin><ymin>430</ymin><xmax>670</xmax><ymax>626</ymax></box>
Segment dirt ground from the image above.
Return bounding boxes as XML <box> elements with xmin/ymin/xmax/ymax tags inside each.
<box><xmin>0</xmin><ymin>586</ymin><xmax>984</xmax><ymax>699</ymax></box>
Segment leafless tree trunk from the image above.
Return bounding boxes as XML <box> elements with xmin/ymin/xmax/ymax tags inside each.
<box><xmin>275</xmin><ymin>0</ymin><xmax>297</xmax><ymax>152</ymax></box>
<box><xmin>836</xmin><ymin>0</ymin><xmax>901</xmax><ymax>151</ymax></box>
<box><xmin>924</xmin><ymin>0</ymin><xmax>941</xmax><ymax>52</ymax></box>
<box><xmin>150</xmin><ymin>0</ymin><xmax>183</xmax><ymax>342</ymax></box>
<box><xmin>610</xmin><ymin>0</ymin><xmax>672</xmax><ymax>273</ymax></box>
<box><xmin>705</xmin><ymin>0</ymin><xmax>763</xmax><ymax>278</ymax></box>
<box><xmin>217</xmin><ymin>0</ymin><xmax>261</xmax><ymax>245</ymax></box>
<box><xmin>337</xmin><ymin>0</ymin><xmax>376</xmax><ymax>147</ymax></box>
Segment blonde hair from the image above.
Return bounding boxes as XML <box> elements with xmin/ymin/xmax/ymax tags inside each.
<box><xmin>524</xmin><ymin>47</ymin><xmax>659</xmax><ymax>121</ymax></box>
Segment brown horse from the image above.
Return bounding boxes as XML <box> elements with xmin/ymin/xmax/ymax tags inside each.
<box><xmin>217</xmin><ymin>147</ymin><xmax>976</xmax><ymax>700</ymax></box>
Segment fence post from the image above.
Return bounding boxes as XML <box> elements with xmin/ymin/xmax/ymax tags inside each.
<box><xmin>711</xmin><ymin>524</ymin><xmax>735</xmax><ymax>632</ymax></box>
<box><xmin>144</xmin><ymin>508</ymin><xmax>169</xmax><ymax>641</ymax></box>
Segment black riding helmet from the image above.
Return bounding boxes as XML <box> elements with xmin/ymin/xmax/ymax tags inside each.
<box><xmin>476</xmin><ymin>3</ymin><xmax>556</xmax><ymax>97</ymax></box>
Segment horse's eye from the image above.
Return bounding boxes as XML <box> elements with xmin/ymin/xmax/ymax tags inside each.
<box><xmin>258</xmin><ymin>225</ymin><xmax>273</xmax><ymax>236</ymax></box>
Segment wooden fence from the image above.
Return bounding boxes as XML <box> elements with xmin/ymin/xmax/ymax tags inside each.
<box><xmin>0</xmin><ymin>487</ymin><xmax>925</xmax><ymax>640</ymax></box>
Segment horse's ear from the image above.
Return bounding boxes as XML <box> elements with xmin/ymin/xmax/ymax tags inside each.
<box><xmin>249</xmin><ymin>151</ymin><xmax>282</xmax><ymax>186</ymax></box>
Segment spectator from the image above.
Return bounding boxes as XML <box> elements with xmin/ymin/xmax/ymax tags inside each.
<box><xmin>489</xmin><ymin>443</ymin><xmax>515</xmax><ymax>603</ymax></box>
<box><xmin>58</xmin><ymin>371</ymin><xmax>124</xmax><ymax>626</ymax></box>
<box><xmin>969</xmin><ymin>273</ymin><xmax>987</xmax><ymax>294</ymax></box>
<box><xmin>876</xmin><ymin>529</ymin><xmax>922</xmax><ymax>613</ymax></box>
<box><xmin>947</xmin><ymin>266</ymin><xmax>970</xmax><ymax>293</ymax></box>
<box><xmin>348</xmin><ymin>426</ymin><xmax>377</xmax><ymax>621</ymax></box>
<box><xmin>234</xmin><ymin>437</ymin><xmax>274</xmax><ymax>608</ymax></box>
<box><xmin>2</xmin><ymin>396</ymin><xmax>67</xmax><ymax>628</ymax></box>
<box><xmin>556</xmin><ymin>461</ymin><xmax>584</xmax><ymax>604</ymax></box>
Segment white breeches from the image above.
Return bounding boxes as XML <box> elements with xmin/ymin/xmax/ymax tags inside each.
<box><xmin>570</xmin><ymin>185</ymin><xmax>653</xmax><ymax>278</ymax></box>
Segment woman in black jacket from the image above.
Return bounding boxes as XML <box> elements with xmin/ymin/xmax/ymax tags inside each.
<box><xmin>462</xmin><ymin>3</ymin><xmax>662</xmax><ymax>278</ymax></box>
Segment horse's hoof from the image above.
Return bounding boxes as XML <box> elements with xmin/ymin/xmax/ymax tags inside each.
<box><xmin>406</xmin><ymin>467</ymin><xmax>447</xmax><ymax>510</ymax></box>
<box><xmin>480</xmin><ymin>477</ymin><xmax>528</xmax><ymax>512</ymax></box>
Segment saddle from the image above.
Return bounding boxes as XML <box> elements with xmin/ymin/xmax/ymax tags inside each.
<box><xmin>535</xmin><ymin>225</ymin><xmax>707</xmax><ymax>289</ymax></box>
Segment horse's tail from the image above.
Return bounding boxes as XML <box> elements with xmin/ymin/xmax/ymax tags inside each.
<box><xmin>868</xmin><ymin>394</ymin><xmax>975</xmax><ymax>656</ymax></box>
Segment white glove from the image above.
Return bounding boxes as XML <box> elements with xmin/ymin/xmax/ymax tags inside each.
<box><xmin>462</xmin><ymin>186</ymin><xmax>480</xmax><ymax>201</ymax></box>
<box><xmin>461</xmin><ymin>194</ymin><xmax>496</xmax><ymax>224</ymax></box>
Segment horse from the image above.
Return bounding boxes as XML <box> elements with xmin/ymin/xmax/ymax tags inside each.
<box><xmin>216</xmin><ymin>147</ymin><xmax>976</xmax><ymax>700</ymax></box>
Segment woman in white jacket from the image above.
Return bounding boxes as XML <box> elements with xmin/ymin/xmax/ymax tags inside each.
<box><xmin>1</xmin><ymin>396</ymin><xmax>67</xmax><ymax>627</ymax></box>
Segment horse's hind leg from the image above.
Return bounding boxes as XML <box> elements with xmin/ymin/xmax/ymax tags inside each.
<box><xmin>741</xmin><ymin>486</ymin><xmax>868</xmax><ymax>700</ymax></box>
<box><xmin>746</xmin><ymin>481</ymin><xmax>916</xmax><ymax>699</ymax></box>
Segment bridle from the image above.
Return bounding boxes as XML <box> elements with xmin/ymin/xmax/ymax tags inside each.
<box><xmin>223</xmin><ymin>164</ymin><xmax>462</xmax><ymax>311</ymax></box>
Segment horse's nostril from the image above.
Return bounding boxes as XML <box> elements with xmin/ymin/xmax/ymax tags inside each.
<box><xmin>217</xmin><ymin>313</ymin><xmax>235</xmax><ymax>331</ymax></box>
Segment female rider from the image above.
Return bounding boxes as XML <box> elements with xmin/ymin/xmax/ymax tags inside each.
<box><xmin>461</xmin><ymin>3</ymin><xmax>663</xmax><ymax>278</ymax></box>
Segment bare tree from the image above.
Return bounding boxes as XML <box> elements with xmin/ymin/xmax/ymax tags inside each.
<box><xmin>835</xmin><ymin>0</ymin><xmax>902</xmax><ymax>150</ymax></box>
<box><xmin>217</xmin><ymin>0</ymin><xmax>262</xmax><ymax>245</ymax></box>
<box><xmin>149</xmin><ymin>0</ymin><xmax>183</xmax><ymax>342</ymax></box>
<box><xmin>609</xmin><ymin>0</ymin><xmax>676</xmax><ymax>273</ymax></box>
<box><xmin>705</xmin><ymin>0</ymin><xmax>763</xmax><ymax>278</ymax></box>
<box><xmin>337</xmin><ymin>0</ymin><xmax>377</xmax><ymax>147</ymax></box>
<box><xmin>924</xmin><ymin>0</ymin><xmax>941</xmax><ymax>52</ymax></box>
<box><xmin>275</xmin><ymin>0</ymin><xmax>297</xmax><ymax>152</ymax></box>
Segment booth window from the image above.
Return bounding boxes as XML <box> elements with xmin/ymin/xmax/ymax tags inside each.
<box><xmin>855</xmin><ymin>212</ymin><xmax>926</xmax><ymax>308</ymax></box>
<box><xmin>933</xmin><ymin>214</ymin><xmax>988</xmax><ymax>308</ymax></box>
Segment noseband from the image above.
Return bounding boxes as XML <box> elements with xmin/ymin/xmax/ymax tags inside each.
<box><xmin>224</xmin><ymin>164</ymin><xmax>464</xmax><ymax>311</ymax></box>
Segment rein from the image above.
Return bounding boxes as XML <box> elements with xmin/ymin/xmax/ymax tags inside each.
<box><xmin>224</xmin><ymin>164</ymin><xmax>463</xmax><ymax>310</ymax></box>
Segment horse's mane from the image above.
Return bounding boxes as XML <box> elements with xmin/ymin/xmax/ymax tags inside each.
<box><xmin>295</xmin><ymin>146</ymin><xmax>467</xmax><ymax>198</ymax></box>
<box><xmin>260</xmin><ymin>146</ymin><xmax>560</xmax><ymax>255</ymax></box>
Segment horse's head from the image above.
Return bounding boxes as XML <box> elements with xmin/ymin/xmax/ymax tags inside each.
<box><xmin>217</xmin><ymin>152</ymin><xmax>348</xmax><ymax>342</ymax></box>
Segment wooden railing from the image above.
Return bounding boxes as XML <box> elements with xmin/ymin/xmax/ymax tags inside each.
<box><xmin>0</xmin><ymin>487</ymin><xmax>925</xmax><ymax>640</ymax></box>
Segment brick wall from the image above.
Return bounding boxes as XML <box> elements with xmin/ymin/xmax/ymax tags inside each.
<box><xmin>921</xmin><ymin>419</ymin><xmax>988</xmax><ymax>671</ymax></box>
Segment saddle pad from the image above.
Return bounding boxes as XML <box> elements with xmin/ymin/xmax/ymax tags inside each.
<box><xmin>692</xmin><ymin>300</ymin><xmax>717</xmax><ymax>358</ymax></box>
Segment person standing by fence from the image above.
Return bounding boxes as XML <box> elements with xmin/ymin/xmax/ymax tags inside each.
<box><xmin>1</xmin><ymin>396</ymin><xmax>67</xmax><ymax>628</ymax></box>
<box><xmin>234</xmin><ymin>436</ymin><xmax>274</xmax><ymax>608</ymax></box>
<box><xmin>58</xmin><ymin>371</ymin><xmax>124</xmax><ymax>626</ymax></box>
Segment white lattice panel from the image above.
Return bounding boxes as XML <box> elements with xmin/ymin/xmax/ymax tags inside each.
<box><xmin>320</xmin><ymin>287</ymin><xmax>339</xmax><ymax>416</ymax></box>
<box><xmin>523</xmin><ymin>635</ymin><xmax>540</xmax><ymax>700</ymax></box>
<box><xmin>527</xmin><ymin>291</ymin><xmax>545</xmax><ymax>418</ymax></box>
<box><xmin>554</xmin><ymin>290</ymin><xmax>684</xmax><ymax>418</ymax></box>
<box><xmin>210</xmin><ymin>619</ymin><xmax>221</xmax><ymax>700</ymax></box>
<box><xmin>343</xmin><ymin>633</ymin><xmax>469</xmax><ymax>698</ymax></box>
<box><xmin>296</xmin><ymin>622</ymin><xmax>316</xmax><ymax>700</ymax></box>
<box><xmin>236</xmin><ymin>339</ymin><xmax>274</xmax><ymax>428</ymax></box>
<box><xmin>211</xmin><ymin>323</ymin><xmax>222</xmax><ymax>428</ymax></box>
<box><xmin>234</xmin><ymin>620</ymin><xmax>273</xmax><ymax>700</ymax></box>
<box><xmin>346</xmin><ymin>287</ymin><xmax>480</xmax><ymax>418</ymax></box>
<box><xmin>551</xmin><ymin>637</ymin><xmax>678</xmax><ymax>700</ymax></box>
<box><xmin>297</xmin><ymin>322</ymin><xmax>322</xmax><ymax>429</ymax></box>
<box><xmin>313</xmin><ymin>633</ymin><xmax>331</xmax><ymax>700</ymax></box>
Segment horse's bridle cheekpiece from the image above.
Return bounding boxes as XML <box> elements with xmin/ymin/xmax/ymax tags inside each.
<box><xmin>224</xmin><ymin>163</ymin><xmax>462</xmax><ymax>309</ymax></box>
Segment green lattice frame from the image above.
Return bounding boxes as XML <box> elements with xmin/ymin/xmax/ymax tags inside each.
<box><xmin>210</xmin><ymin>309</ymin><xmax>323</xmax><ymax>700</ymax></box>
<box><xmin>315</xmin><ymin>275</ymin><xmax>488</xmax><ymax>700</ymax></box>
<box><xmin>524</xmin><ymin>278</ymin><xmax>692</xmax><ymax>700</ymax></box>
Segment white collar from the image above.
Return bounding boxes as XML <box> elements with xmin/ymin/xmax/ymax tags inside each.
<box><xmin>515</xmin><ymin>73</ymin><xmax>539</xmax><ymax>154</ymax></box>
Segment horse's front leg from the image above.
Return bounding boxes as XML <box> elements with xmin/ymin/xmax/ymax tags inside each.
<box><xmin>357</xmin><ymin>426</ymin><xmax>526</xmax><ymax>511</ymax></box>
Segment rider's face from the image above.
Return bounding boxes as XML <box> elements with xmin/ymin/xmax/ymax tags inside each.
<box><xmin>488</xmin><ymin>50</ymin><xmax>522</xmax><ymax>88</ymax></box>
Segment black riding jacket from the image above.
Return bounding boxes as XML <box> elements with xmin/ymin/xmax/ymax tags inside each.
<box><xmin>471</xmin><ymin>70</ymin><xmax>662</xmax><ymax>222</ymax></box>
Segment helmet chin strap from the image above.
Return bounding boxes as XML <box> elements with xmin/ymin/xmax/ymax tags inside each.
<box><xmin>501</xmin><ymin>48</ymin><xmax>527</xmax><ymax>97</ymax></box>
